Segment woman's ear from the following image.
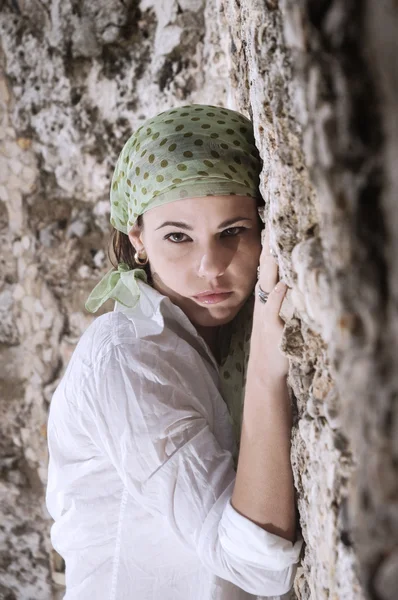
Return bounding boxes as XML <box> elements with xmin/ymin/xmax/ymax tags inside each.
<box><xmin>127</xmin><ymin>221</ymin><xmax>144</xmax><ymax>252</ymax></box>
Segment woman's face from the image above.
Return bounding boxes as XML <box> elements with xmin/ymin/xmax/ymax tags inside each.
<box><xmin>128</xmin><ymin>195</ymin><xmax>262</xmax><ymax>328</ymax></box>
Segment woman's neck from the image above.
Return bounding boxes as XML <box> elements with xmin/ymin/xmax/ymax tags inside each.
<box><xmin>196</xmin><ymin>325</ymin><xmax>222</xmax><ymax>364</ymax></box>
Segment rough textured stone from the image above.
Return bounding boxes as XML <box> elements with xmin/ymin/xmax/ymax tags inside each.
<box><xmin>1</xmin><ymin>0</ymin><xmax>397</xmax><ymax>598</ymax></box>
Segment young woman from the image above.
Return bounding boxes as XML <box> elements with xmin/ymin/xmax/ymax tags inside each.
<box><xmin>45</xmin><ymin>104</ymin><xmax>303</xmax><ymax>600</ymax></box>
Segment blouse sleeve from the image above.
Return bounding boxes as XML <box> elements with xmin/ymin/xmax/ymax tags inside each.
<box><xmin>80</xmin><ymin>339</ymin><xmax>303</xmax><ymax>597</ymax></box>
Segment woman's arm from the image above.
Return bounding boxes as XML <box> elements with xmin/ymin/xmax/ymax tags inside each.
<box><xmin>231</xmin><ymin>220</ymin><xmax>297</xmax><ymax>543</ymax></box>
<box><xmin>231</xmin><ymin>296</ymin><xmax>296</xmax><ymax>543</ymax></box>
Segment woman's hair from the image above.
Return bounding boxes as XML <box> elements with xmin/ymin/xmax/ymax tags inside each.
<box><xmin>108</xmin><ymin>197</ymin><xmax>265</xmax><ymax>284</ymax></box>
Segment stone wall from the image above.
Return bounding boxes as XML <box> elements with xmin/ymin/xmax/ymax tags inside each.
<box><xmin>0</xmin><ymin>0</ymin><xmax>396</xmax><ymax>598</ymax></box>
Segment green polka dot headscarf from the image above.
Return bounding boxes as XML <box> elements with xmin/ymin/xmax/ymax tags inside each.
<box><xmin>109</xmin><ymin>104</ymin><xmax>261</xmax><ymax>232</ymax></box>
<box><xmin>86</xmin><ymin>104</ymin><xmax>263</xmax><ymax>465</ymax></box>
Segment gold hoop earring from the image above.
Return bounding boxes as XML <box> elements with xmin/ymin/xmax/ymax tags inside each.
<box><xmin>134</xmin><ymin>250</ymin><xmax>149</xmax><ymax>266</ymax></box>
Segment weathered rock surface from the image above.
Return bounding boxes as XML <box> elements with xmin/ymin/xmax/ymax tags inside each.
<box><xmin>0</xmin><ymin>0</ymin><xmax>396</xmax><ymax>598</ymax></box>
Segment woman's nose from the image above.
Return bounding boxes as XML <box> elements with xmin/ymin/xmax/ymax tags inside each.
<box><xmin>197</xmin><ymin>246</ymin><xmax>228</xmax><ymax>278</ymax></box>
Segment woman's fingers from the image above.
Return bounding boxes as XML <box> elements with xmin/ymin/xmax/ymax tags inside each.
<box><xmin>258</xmin><ymin>221</ymin><xmax>279</xmax><ymax>292</ymax></box>
<box><xmin>267</xmin><ymin>281</ymin><xmax>287</xmax><ymax>317</ymax></box>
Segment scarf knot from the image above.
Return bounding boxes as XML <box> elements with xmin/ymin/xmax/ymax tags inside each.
<box><xmin>85</xmin><ymin>263</ymin><xmax>147</xmax><ymax>313</ymax></box>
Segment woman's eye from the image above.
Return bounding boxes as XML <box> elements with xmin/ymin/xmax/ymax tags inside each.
<box><xmin>164</xmin><ymin>232</ymin><xmax>189</xmax><ymax>243</ymax></box>
<box><xmin>222</xmin><ymin>226</ymin><xmax>246</xmax><ymax>237</ymax></box>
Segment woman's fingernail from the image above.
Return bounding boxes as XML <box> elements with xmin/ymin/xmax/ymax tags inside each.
<box><xmin>274</xmin><ymin>281</ymin><xmax>286</xmax><ymax>293</ymax></box>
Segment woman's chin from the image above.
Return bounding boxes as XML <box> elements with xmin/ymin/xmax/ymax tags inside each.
<box><xmin>188</xmin><ymin>302</ymin><xmax>242</xmax><ymax>328</ymax></box>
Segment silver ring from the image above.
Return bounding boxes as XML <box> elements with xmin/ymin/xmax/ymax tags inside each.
<box><xmin>270</xmin><ymin>247</ymin><xmax>275</xmax><ymax>256</ymax></box>
<box><xmin>258</xmin><ymin>283</ymin><xmax>270</xmax><ymax>304</ymax></box>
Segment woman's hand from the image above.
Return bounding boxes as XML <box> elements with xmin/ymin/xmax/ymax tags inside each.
<box><xmin>256</xmin><ymin>222</ymin><xmax>289</xmax><ymax>380</ymax></box>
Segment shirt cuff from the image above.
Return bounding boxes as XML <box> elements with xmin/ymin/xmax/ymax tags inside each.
<box><xmin>219</xmin><ymin>498</ymin><xmax>303</xmax><ymax>570</ymax></box>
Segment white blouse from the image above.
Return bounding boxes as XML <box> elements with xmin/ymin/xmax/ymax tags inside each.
<box><xmin>45</xmin><ymin>279</ymin><xmax>303</xmax><ymax>600</ymax></box>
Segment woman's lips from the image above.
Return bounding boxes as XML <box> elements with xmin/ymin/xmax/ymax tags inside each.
<box><xmin>193</xmin><ymin>292</ymin><xmax>233</xmax><ymax>305</ymax></box>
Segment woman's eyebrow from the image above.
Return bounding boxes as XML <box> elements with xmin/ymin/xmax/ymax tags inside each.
<box><xmin>155</xmin><ymin>217</ymin><xmax>252</xmax><ymax>231</ymax></box>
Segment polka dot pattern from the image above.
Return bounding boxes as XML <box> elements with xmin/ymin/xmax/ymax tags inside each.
<box><xmin>217</xmin><ymin>292</ymin><xmax>254</xmax><ymax>467</ymax></box>
<box><xmin>110</xmin><ymin>103</ymin><xmax>261</xmax><ymax>233</ymax></box>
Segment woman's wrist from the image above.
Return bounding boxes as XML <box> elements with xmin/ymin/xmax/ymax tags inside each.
<box><xmin>247</xmin><ymin>357</ymin><xmax>288</xmax><ymax>391</ymax></box>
